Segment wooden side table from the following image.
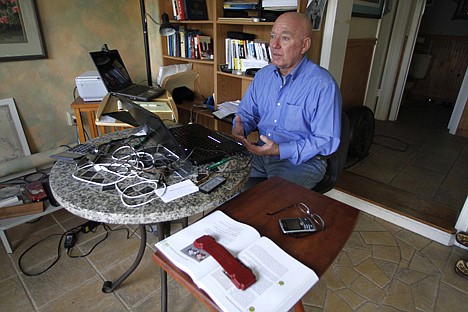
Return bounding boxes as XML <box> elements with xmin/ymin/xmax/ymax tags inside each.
<box><xmin>70</xmin><ymin>98</ymin><xmax>100</xmax><ymax>143</ymax></box>
<box><xmin>152</xmin><ymin>177</ymin><xmax>359</xmax><ymax>311</ymax></box>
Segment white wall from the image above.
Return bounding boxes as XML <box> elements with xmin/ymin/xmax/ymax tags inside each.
<box><xmin>320</xmin><ymin>0</ymin><xmax>353</xmax><ymax>85</ymax></box>
<box><xmin>348</xmin><ymin>17</ymin><xmax>379</xmax><ymax>39</ymax></box>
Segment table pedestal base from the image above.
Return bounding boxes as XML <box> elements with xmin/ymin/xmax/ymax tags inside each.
<box><xmin>102</xmin><ymin>224</ymin><xmax>147</xmax><ymax>293</ymax></box>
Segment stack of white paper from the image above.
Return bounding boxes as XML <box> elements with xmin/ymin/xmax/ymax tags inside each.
<box><xmin>213</xmin><ymin>100</ymin><xmax>240</xmax><ymax>120</ymax></box>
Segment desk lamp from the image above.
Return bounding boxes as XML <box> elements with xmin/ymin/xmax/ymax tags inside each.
<box><xmin>140</xmin><ymin>0</ymin><xmax>175</xmax><ymax>87</ymax></box>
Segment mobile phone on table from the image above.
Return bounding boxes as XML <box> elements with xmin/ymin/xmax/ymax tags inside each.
<box><xmin>279</xmin><ymin>217</ymin><xmax>316</xmax><ymax>234</ymax></box>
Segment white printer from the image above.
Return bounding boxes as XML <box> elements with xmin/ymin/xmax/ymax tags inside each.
<box><xmin>75</xmin><ymin>71</ymin><xmax>108</xmax><ymax>101</ymax></box>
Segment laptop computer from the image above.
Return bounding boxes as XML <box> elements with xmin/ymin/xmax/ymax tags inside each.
<box><xmin>115</xmin><ymin>95</ymin><xmax>245</xmax><ymax>165</ymax></box>
<box><xmin>89</xmin><ymin>49</ymin><xmax>165</xmax><ymax>101</ymax></box>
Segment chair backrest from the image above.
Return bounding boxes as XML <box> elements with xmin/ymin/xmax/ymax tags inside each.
<box><xmin>312</xmin><ymin>111</ymin><xmax>350</xmax><ymax>194</ymax></box>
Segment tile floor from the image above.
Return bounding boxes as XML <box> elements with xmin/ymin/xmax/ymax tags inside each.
<box><xmin>1</xmin><ymin>99</ymin><xmax>467</xmax><ymax>311</ymax></box>
<box><xmin>343</xmin><ymin>100</ymin><xmax>468</xmax><ymax>225</ymax></box>
<box><xmin>1</xmin><ymin>207</ymin><xmax>468</xmax><ymax>311</ymax></box>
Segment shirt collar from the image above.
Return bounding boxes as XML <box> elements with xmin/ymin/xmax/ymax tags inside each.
<box><xmin>274</xmin><ymin>56</ymin><xmax>308</xmax><ymax>82</ymax></box>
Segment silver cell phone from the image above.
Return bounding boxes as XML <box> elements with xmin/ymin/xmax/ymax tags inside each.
<box><xmin>279</xmin><ymin>217</ymin><xmax>317</xmax><ymax>234</ymax></box>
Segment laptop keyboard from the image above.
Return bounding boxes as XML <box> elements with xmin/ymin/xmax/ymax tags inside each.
<box><xmin>126</xmin><ymin>85</ymin><xmax>149</xmax><ymax>95</ymax></box>
<box><xmin>170</xmin><ymin>127</ymin><xmax>220</xmax><ymax>157</ymax></box>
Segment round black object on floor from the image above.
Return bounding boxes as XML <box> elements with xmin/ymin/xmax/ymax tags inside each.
<box><xmin>347</xmin><ymin>106</ymin><xmax>375</xmax><ymax>160</ymax></box>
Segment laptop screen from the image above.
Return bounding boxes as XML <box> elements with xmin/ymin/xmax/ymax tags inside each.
<box><xmin>89</xmin><ymin>50</ymin><xmax>133</xmax><ymax>92</ymax></box>
<box><xmin>115</xmin><ymin>95</ymin><xmax>188</xmax><ymax>160</ymax></box>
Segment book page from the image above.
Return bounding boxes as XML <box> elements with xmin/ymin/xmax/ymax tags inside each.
<box><xmin>155</xmin><ymin>211</ymin><xmax>260</xmax><ymax>281</ymax></box>
<box><xmin>197</xmin><ymin>237</ymin><xmax>318</xmax><ymax>312</ymax></box>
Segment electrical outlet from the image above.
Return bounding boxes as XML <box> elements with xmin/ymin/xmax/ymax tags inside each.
<box><xmin>66</xmin><ymin>112</ymin><xmax>76</xmax><ymax>126</ymax></box>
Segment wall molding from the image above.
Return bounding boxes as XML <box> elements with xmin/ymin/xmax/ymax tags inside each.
<box><xmin>325</xmin><ymin>189</ymin><xmax>455</xmax><ymax>246</ymax></box>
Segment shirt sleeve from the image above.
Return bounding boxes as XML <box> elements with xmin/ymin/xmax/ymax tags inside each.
<box><xmin>234</xmin><ymin>77</ymin><xmax>261</xmax><ymax>135</ymax></box>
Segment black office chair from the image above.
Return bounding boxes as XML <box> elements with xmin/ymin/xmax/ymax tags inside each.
<box><xmin>312</xmin><ymin>111</ymin><xmax>351</xmax><ymax>194</ymax></box>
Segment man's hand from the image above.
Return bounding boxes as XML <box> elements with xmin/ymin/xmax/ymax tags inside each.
<box><xmin>232</xmin><ymin>116</ymin><xmax>246</xmax><ymax>142</ymax></box>
<box><xmin>248</xmin><ymin>135</ymin><xmax>280</xmax><ymax>156</ymax></box>
<box><xmin>232</xmin><ymin>116</ymin><xmax>280</xmax><ymax>156</ymax></box>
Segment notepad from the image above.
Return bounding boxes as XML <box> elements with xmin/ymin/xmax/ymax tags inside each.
<box><xmin>159</xmin><ymin>180</ymin><xmax>198</xmax><ymax>203</ymax></box>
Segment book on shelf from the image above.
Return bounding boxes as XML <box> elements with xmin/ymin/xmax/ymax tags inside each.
<box><xmin>171</xmin><ymin>0</ymin><xmax>208</xmax><ymax>21</ymax></box>
<box><xmin>223</xmin><ymin>0</ymin><xmax>260</xmax><ymax>18</ymax></box>
<box><xmin>155</xmin><ymin>210</ymin><xmax>318</xmax><ymax>312</ymax></box>
<box><xmin>223</xmin><ymin>0</ymin><xmax>258</xmax><ymax>10</ymax></box>
<box><xmin>197</xmin><ymin>35</ymin><xmax>213</xmax><ymax>60</ymax></box>
<box><xmin>262</xmin><ymin>0</ymin><xmax>298</xmax><ymax>9</ymax></box>
<box><xmin>176</xmin><ymin>0</ymin><xmax>186</xmax><ymax>20</ymax></box>
<box><xmin>217</xmin><ymin>17</ymin><xmax>254</xmax><ymax>22</ymax></box>
<box><xmin>184</xmin><ymin>0</ymin><xmax>208</xmax><ymax>20</ymax></box>
<box><xmin>227</xmin><ymin>31</ymin><xmax>256</xmax><ymax>40</ymax></box>
<box><xmin>167</xmin><ymin>27</ymin><xmax>212</xmax><ymax>61</ymax></box>
<box><xmin>225</xmin><ymin>35</ymin><xmax>271</xmax><ymax>72</ymax></box>
<box><xmin>179</xmin><ymin>26</ymin><xmax>186</xmax><ymax>58</ymax></box>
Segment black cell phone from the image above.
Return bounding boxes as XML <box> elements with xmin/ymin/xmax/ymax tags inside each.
<box><xmin>198</xmin><ymin>175</ymin><xmax>226</xmax><ymax>193</ymax></box>
<box><xmin>279</xmin><ymin>217</ymin><xmax>316</xmax><ymax>234</ymax></box>
<box><xmin>50</xmin><ymin>151</ymin><xmax>85</xmax><ymax>161</ymax></box>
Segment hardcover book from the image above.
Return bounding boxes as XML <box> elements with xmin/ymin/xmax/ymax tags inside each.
<box><xmin>184</xmin><ymin>0</ymin><xmax>208</xmax><ymax>20</ymax></box>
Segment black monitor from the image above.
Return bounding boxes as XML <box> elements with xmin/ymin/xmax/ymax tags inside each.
<box><xmin>89</xmin><ymin>49</ymin><xmax>133</xmax><ymax>92</ymax></box>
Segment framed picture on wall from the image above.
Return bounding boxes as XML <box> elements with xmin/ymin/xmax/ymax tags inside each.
<box><xmin>352</xmin><ymin>0</ymin><xmax>386</xmax><ymax>19</ymax></box>
<box><xmin>0</xmin><ymin>0</ymin><xmax>46</xmax><ymax>61</ymax></box>
<box><xmin>453</xmin><ymin>0</ymin><xmax>468</xmax><ymax>19</ymax></box>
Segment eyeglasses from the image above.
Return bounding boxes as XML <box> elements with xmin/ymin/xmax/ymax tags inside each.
<box><xmin>267</xmin><ymin>202</ymin><xmax>325</xmax><ymax>231</ymax></box>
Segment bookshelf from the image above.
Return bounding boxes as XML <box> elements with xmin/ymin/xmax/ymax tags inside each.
<box><xmin>158</xmin><ymin>0</ymin><xmax>318</xmax><ymax>130</ymax></box>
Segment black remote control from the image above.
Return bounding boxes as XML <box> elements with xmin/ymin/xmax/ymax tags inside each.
<box><xmin>199</xmin><ymin>176</ymin><xmax>226</xmax><ymax>193</ymax></box>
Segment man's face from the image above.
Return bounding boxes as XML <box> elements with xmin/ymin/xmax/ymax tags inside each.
<box><xmin>269</xmin><ymin>16</ymin><xmax>309</xmax><ymax>76</ymax></box>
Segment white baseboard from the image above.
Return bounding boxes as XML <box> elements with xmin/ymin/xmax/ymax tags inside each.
<box><xmin>454</xmin><ymin>195</ymin><xmax>468</xmax><ymax>232</ymax></box>
<box><xmin>325</xmin><ymin>189</ymin><xmax>455</xmax><ymax>246</ymax></box>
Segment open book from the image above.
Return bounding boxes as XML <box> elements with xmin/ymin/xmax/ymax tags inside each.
<box><xmin>155</xmin><ymin>210</ymin><xmax>318</xmax><ymax>312</ymax></box>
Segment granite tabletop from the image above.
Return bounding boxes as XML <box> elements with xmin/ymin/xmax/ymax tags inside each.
<box><xmin>49</xmin><ymin>127</ymin><xmax>251</xmax><ymax>225</ymax></box>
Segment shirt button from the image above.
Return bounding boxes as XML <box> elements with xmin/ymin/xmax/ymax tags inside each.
<box><xmin>277</xmin><ymin>103</ymin><xmax>280</xmax><ymax>106</ymax></box>
<box><xmin>274</xmin><ymin>119</ymin><xmax>277</xmax><ymax>123</ymax></box>
<box><xmin>268</xmin><ymin>133</ymin><xmax>271</xmax><ymax>137</ymax></box>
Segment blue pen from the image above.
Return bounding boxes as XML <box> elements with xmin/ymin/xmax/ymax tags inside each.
<box><xmin>207</xmin><ymin>157</ymin><xmax>231</xmax><ymax>170</ymax></box>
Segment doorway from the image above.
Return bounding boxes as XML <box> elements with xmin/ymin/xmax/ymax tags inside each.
<box><xmin>391</xmin><ymin>1</ymin><xmax>468</xmax><ymax>123</ymax></box>
<box><xmin>337</xmin><ymin>0</ymin><xmax>468</xmax><ymax>231</ymax></box>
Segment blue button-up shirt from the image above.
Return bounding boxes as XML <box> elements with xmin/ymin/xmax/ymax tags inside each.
<box><xmin>236</xmin><ymin>56</ymin><xmax>342</xmax><ymax>165</ymax></box>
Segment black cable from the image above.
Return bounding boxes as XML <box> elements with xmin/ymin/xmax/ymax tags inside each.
<box><xmin>26</xmin><ymin>217</ymin><xmax>44</xmax><ymax>224</ymax></box>
<box><xmin>67</xmin><ymin>224</ymin><xmax>132</xmax><ymax>259</ymax></box>
<box><xmin>344</xmin><ymin>134</ymin><xmax>410</xmax><ymax>170</ymax></box>
<box><xmin>1</xmin><ymin>171</ymin><xmax>49</xmax><ymax>186</ymax></box>
<box><xmin>60</xmin><ymin>144</ymin><xmax>73</xmax><ymax>149</ymax></box>
<box><xmin>66</xmin><ymin>225</ymin><xmax>109</xmax><ymax>258</ymax></box>
<box><xmin>18</xmin><ymin>231</ymin><xmax>69</xmax><ymax>277</ymax></box>
<box><xmin>17</xmin><ymin>222</ymin><xmax>133</xmax><ymax>276</ymax></box>
<box><xmin>372</xmin><ymin>134</ymin><xmax>409</xmax><ymax>152</ymax></box>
